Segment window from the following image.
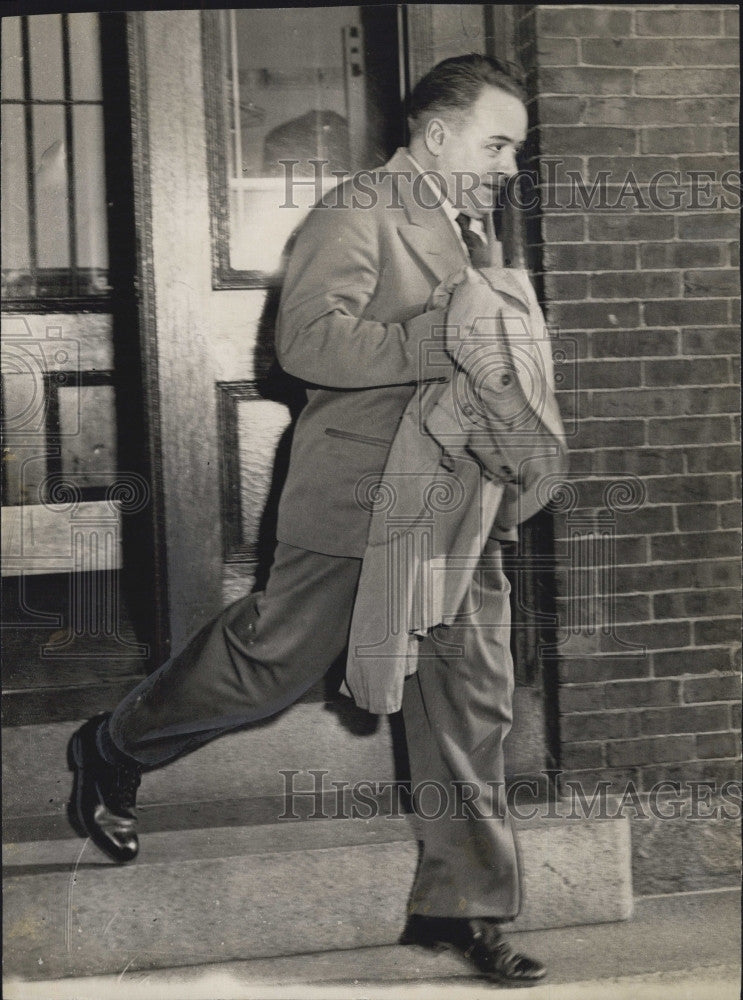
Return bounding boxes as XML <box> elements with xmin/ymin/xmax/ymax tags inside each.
<box><xmin>1</xmin><ymin>14</ymin><xmax>109</xmax><ymax>303</ymax></box>
<box><xmin>203</xmin><ymin>6</ymin><xmax>404</xmax><ymax>287</ymax></box>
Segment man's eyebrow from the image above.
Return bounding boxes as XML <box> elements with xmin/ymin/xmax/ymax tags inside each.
<box><xmin>485</xmin><ymin>134</ymin><xmax>523</xmax><ymax>145</ymax></box>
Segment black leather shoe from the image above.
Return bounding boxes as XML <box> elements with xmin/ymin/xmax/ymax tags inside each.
<box><xmin>402</xmin><ymin>914</ymin><xmax>547</xmax><ymax>987</ymax></box>
<box><xmin>67</xmin><ymin>713</ymin><xmax>141</xmax><ymax>863</ymax></box>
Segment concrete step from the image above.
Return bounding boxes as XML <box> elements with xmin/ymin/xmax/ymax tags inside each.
<box><xmin>5</xmin><ymin>890</ymin><xmax>737</xmax><ymax>1000</ymax></box>
<box><xmin>3</xmin><ymin>812</ymin><xmax>632</xmax><ymax>980</ymax></box>
<box><xmin>2</xmin><ymin>696</ymin><xmax>547</xmax><ymax>825</ymax></box>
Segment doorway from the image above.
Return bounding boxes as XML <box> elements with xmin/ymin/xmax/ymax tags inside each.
<box><xmin>1</xmin><ymin>12</ymin><xmax>161</xmax><ymax>724</ymax></box>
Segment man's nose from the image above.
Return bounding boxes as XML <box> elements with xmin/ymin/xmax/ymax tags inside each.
<box><xmin>500</xmin><ymin>148</ymin><xmax>519</xmax><ymax>178</ymax></box>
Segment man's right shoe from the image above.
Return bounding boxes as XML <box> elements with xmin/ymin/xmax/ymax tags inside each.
<box><xmin>67</xmin><ymin>713</ymin><xmax>141</xmax><ymax>863</ymax></box>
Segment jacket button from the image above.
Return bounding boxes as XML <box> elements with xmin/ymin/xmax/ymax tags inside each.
<box><xmin>501</xmin><ymin>373</ymin><xmax>512</xmax><ymax>386</ymax></box>
<box><xmin>501</xmin><ymin>465</ymin><xmax>515</xmax><ymax>479</ymax></box>
<box><xmin>462</xmin><ymin>404</ymin><xmax>474</xmax><ymax>416</ymax></box>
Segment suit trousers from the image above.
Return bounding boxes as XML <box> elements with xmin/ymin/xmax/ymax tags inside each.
<box><xmin>108</xmin><ymin>539</ymin><xmax>520</xmax><ymax>919</ymax></box>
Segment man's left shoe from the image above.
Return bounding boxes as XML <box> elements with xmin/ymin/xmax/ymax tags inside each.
<box><xmin>401</xmin><ymin>914</ymin><xmax>547</xmax><ymax>987</ymax></box>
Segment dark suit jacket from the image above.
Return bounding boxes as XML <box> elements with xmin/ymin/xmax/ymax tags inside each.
<box><xmin>275</xmin><ymin>148</ymin><xmax>483</xmax><ymax>557</ymax></box>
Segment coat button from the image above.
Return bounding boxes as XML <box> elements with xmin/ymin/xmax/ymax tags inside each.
<box><xmin>462</xmin><ymin>404</ymin><xmax>474</xmax><ymax>416</ymax></box>
<box><xmin>501</xmin><ymin>465</ymin><xmax>515</xmax><ymax>479</ymax></box>
<box><xmin>501</xmin><ymin>373</ymin><xmax>512</xmax><ymax>386</ymax></box>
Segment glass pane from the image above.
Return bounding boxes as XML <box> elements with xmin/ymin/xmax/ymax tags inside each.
<box><xmin>58</xmin><ymin>383</ymin><xmax>117</xmax><ymax>490</ymax></box>
<box><xmin>1</xmin><ymin>106</ymin><xmax>31</xmax><ymax>290</ymax></box>
<box><xmin>29</xmin><ymin>14</ymin><xmax>65</xmax><ymax>101</ymax></box>
<box><xmin>33</xmin><ymin>104</ymin><xmax>69</xmax><ymax>270</ymax></box>
<box><xmin>69</xmin><ymin>13</ymin><xmax>102</xmax><ymax>101</ymax></box>
<box><xmin>73</xmin><ymin>105</ymin><xmax>109</xmax><ymax>290</ymax></box>
<box><xmin>1</xmin><ymin>16</ymin><xmax>24</xmax><ymax>99</ymax></box>
<box><xmin>221</xmin><ymin>6</ymin><xmax>398</xmax><ymax>277</ymax></box>
<box><xmin>236</xmin><ymin>398</ymin><xmax>291</xmax><ymax>548</ymax></box>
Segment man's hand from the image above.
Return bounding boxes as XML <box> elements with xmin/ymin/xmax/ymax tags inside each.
<box><xmin>426</xmin><ymin>266</ymin><xmax>472</xmax><ymax>311</ymax></box>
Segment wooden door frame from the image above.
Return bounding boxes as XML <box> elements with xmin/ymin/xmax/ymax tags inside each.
<box><xmin>124</xmin><ymin>11</ymin><xmax>170</xmax><ymax>668</ymax></box>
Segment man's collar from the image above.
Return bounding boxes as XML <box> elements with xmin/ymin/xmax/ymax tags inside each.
<box><xmin>404</xmin><ymin>149</ymin><xmax>486</xmax><ymax>240</ymax></box>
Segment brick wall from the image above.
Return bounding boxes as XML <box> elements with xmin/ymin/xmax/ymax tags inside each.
<box><xmin>517</xmin><ymin>5</ymin><xmax>741</xmax><ymax>792</ymax></box>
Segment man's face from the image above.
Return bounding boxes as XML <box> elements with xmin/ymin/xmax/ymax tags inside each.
<box><xmin>431</xmin><ymin>85</ymin><xmax>528</xmax><ymax>218</ymax></box>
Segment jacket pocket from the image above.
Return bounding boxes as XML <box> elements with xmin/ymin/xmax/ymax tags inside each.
<box><xmin>324</xmin><ymin>427</ymin><xmax>391</xmax><ymax>448</ymax></box>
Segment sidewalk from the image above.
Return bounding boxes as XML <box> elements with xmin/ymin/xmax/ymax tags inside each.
<box><xmin>4</xmin><ymin>888</ymin><xmax>740</xmax><ymax>1000</ymax></box>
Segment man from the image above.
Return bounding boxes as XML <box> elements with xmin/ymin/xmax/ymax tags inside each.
<box><xmin>69</xmin><ymin>54</ymin><xmax>554</xmax><ymax>987</ymax></box>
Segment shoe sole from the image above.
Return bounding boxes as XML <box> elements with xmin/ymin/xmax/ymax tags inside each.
<box><xmin>412</xmin><ymin>938</ymin><xmax>546</xmax><ymax>988</ymax></box>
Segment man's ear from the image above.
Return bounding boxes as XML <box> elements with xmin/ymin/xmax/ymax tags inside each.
<box><xmin>424</xmin><ymin>117</ymin><xmax>447</xmax><ymax>156</ymax></box>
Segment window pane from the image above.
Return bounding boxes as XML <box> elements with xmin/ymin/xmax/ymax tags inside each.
<box><xmin>1</xmin><ymin>106</ymin><xmax>30</xmax><ymax>280</ymax></box>
<box><xmin>73</xmin><ymin>105</ymin><xmax>109</xmax><ymax>287</ymax></box>
<box><xmin>33</xmin><ymin>104</ymin><xmax>69</xmax><ymax>270</ymax></box>
<box><xmin>29</xmin><ymin>14</ymin><xmax>65</xmax><ymax>101</ymax></box>
<box><xmin>69</xmin><ymin>13</ymin><xmax>102</xmax><ymax>101</ymax></box>
<box><xmin>223</xmin><ymin>7</ymin><xmax>378</xmax><ymax>276</ymax></box>
<box><xmin>1</xmin><ymin>16</ymin><xmax>24</xmax><ymax>99</ymax></box>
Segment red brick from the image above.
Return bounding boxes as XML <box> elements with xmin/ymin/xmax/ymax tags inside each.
<box><xmin>652</xmin><ymin>645</ymin><xmax>738</xmax><ymax>678</ymax></box>
<box><xmin>559</xmin><ymin>684</ymin><xmax>605</xmax><ymax>713</ymax></box>
<box><xmin>535</xmin><ymin>96</ymin><xmax>585</xmax><ymax>125</ymax></box>
<box><xmin>683</xmin><ymin>269</ymin><xmax>740</xmax><ymax>297</ymax></box>
<box><xmin>548</xmin><ymin>300</ymin><xmax>641</xmax><ymax>330</ymax></box>
<box><xmin>586</xmin><ymin>155</ymin><xmax>685</xmax><ymax>183</ymax></box>
<box><xmin>538</xmin><ymin>7</ymin><xmax>633</xmax><ymax>36</ymax></box>
<box><xmin>538</xmin><ymin>214</ymin><xmax>585</xmax><ymax>243</ymax></box>
<box><xmin>641</xmin><ymin>126</ymin><xmax>729</xmax><ymax>155</ymax></box>
<box><xmin>592</xmin><ymin>387</ymin><xmax>737</xmax><ymax>418</ymax></box>
<box><xmin>539</xmin><ymin>67</ymin><xmax>634</xmax><ymax>97</ymax></box>
<box><xmin>646</xmin><ymin>474</ymin><xmax>736</xmax><ymax>503</ymax></box>
<box><xmin>730</xmin><ymin>243</ymin><xmax>740</xmax><ymax>267</ymax></box>
<box><xmin>590</xmin><ymin>271</ymin><xmax>680</xmax><ymax>299</ymax></box>
<box><xmin>562</xmin><ymin>711</ymin><xmax>642</xmax><ymax>742</ymax></box>
<box><xmin>542</xmin><ymin>272</ymin><xmax>590</xmax><ymax>299</ymax></box>
<box><xmin>636</xmin><ymin>69</ymin><xmax>737</xmax><ymax>96</ymax></box>
<box><xmin>609</xmin><ymin>620</ymin><xmax>691</xmax><ymax>653</ymax></box>
<box><xmin>642</xmin><ymin>357</ymin><xmax>730</xmax><ymax>385</ymax></box>
<box><xmin>650</xmin><ymin>530</ymin><xmax>741</xmax><ymax>563</ymax></box>
<box><xmin>677</xmin><ymin>213</ymin><xmax>739</xmax><ymax>240</ymax></box>
<box><xmin>605</xmin><ymin>679</ymin><xmax>681</xmax><ymax>710</ymax></box>
<box><xmin>557</xmin><ymin>654</ymin><xmax>651</xmax><ymax>684</ymax></box>
<box><xmin>635</xmin><ymin>9</ymin><xmax>724</xmax><ymax>37</ymax></box>
<box><xmin>696</xmin><ymin>732</ymin><xmax>741</xmax><ymax>759</ymax></box>
<box><xmin>643</xmin><ymin>299</ymin><xmax>729</xmax><ymax>327</ymax></box>
<box><xmin>543</xmin><ymin>243</ymin><xmax>638</xmax><ymax>271</ymax></box>
<box><xmin>641</xmin><ymin>704</ymin><xmax>730</xmax><ymax>736</ymax></box>
<box><xmin>719</xmin><ymin>502</ymin><xmax>741</xmax><ymax>528</ymax></box>
<box><xmin>724</xmin><ymin>9</ymin><xmax>740</xmax><ymax>36</ymax></box>
<box><xmin>592</xmin><ymin>329</ymin><xmax>679</xmax><ymax>359</ymax></box>
<box><xmin>606</xmin><ymin>736</ymin><xmax>695</xmax><ymax>767</ymax></box>
<box><xmin>560</xmin><ymin>742</ymin><xmax>606</xmax><ymax>770</ymax></box>
<box><xmin>654</xmin><ymin>588</ymin><xmax>741</xmax><ymax>620</ymax></box>
<box><xmin>569</xmin><ymin>448</ymin><xmax>682</xmax><ymax>477</ymax></box>
<box><xmin>684</xmin><ymin>673</ymin><xmax>742</xmax><ymax>704</ymax></box>
<box><xmin>573</xmin><ymin>419</ymin><xmax>646</xmax><ymax>448</ymax></box>
<box><xmin>613</xmin><ymin>504</ymin><xmax>675</xmax><ymax>534</ymax></box>
<box><xmin>559</xmin><ymin>768</ymin><xmax>641</xmax><ymax>797</ymax></box>
<box><xmin>574</xmin><ymin>360</ymin><xmax>642</xmax><ymax>389</ymax></box>
<box><xmin>639</xmin><ymin>759</ymin><xmax>740</xmax><ymax>789</ymax></box>
<box><xmin>725</xmin><ymin>126</ymin><xmax>739</xmax><ymax>152</ymax></box>
<box><xmin>641</xmin><ymin>242</ymin><xmax>725</xmax><ymax>269</ymax></box>
<box><xmin>539</xmin><ymin>125</ymin><xmax>637</xmax><ymax>157</ymax></box>
<box><xmin>675</xmin><ymin>504</ymin><xmax>724</xmax><ymax>532</ymax></box>
<box><xmin>694</xmin><ymin>617</ymin><xmax>742</xmax><ymax>644</ymax></box>
<box><xmin>681</xmin><ymin>328</ymin><xmax>740</xmax><ymax>355</ymax></box>
<box><xmin>588</xmin><ymin>214</ymin><xmax>675</xmax><ymax>242</ymax></box>
<box><xmin>535</xmin><ymin>36</ymin><xmax>580</xmax><ymax>66</ymax></box>
<box><xmin>623</xmin><ymin>560</ymin><xmax>741</xmax><ymax>597</ymax></box>
<box><xmin>581</xmin><ymin>96</ymin><xmax>739</xmax><ymax>127</ymax></box>
<box><xmin>686</xmin><ymin>446</ymin><xmax>741</xmax><ymax>473</ymax></box>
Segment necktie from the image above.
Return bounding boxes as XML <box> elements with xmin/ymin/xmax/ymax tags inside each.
<box><xmin>455</xmin><ymin>213</ymin><xmax>491</xmax><ymax>267</ymax></box>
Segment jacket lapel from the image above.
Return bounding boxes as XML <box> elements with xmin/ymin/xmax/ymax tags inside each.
<box><xmin>383</xmin><ymin>149</ymin><xmax>468</xmax><ymax>284</ymax></box>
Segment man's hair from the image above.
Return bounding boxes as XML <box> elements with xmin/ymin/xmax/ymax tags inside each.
<box><xmin>408</xmin><ymin>53</ymin><xmax>527</xmax><ymax>136</ymax></box>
